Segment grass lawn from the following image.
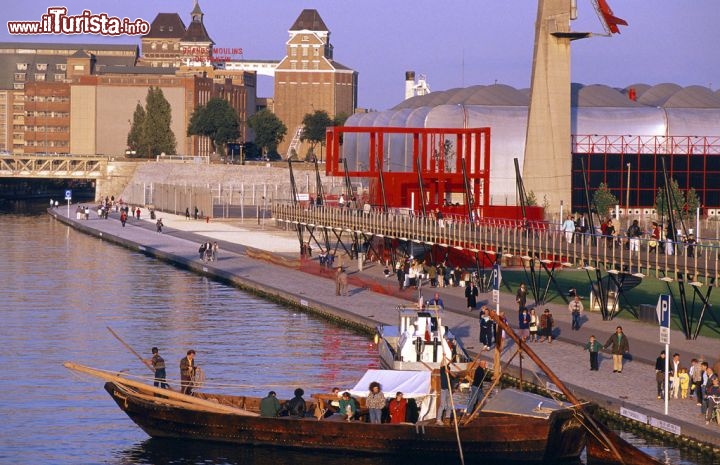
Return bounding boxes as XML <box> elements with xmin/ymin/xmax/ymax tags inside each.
<box><xmin>495</xmin><ymin>267</ymin><xmax>720</xmax><ymax>339</ymax></box>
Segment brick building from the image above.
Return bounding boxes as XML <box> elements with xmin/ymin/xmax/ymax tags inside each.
<box><xmin>273</xmin><ymin>9</ymin><xmax>358</xmax><ymax>158</ymax></box>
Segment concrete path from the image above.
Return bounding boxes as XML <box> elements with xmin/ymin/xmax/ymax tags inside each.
<box><xmin>49</xmin><ymin>205</ymin><xmax>720</xmax><ymax>448</ymax></box>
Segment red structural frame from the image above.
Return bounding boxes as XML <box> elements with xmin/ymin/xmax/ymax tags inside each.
<box><xmin>325</xmin><ymin>126</ymin><xmax>491</xmax><ymax>215</ymax></box>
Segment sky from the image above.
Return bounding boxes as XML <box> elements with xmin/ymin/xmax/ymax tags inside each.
<box><xmin>3</xmin><ymin>1</ymin><xmax>719</xmax><ymax>111</ymax></box>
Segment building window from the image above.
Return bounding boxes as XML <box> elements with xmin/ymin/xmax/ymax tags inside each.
<box><xmin>35</xmin><ymin>73</ymin><xmax>46</xmax><ymax>81</ymax></box>
<box><xmin>36</xmin><ymin>63</ymin><xmax>47</xmax><ymax>71</ymax></box>
<box><xmin>14</xmin><ymin>73</ymin><xmax>25</xmax><ymax>81</ymax></box>
<box><xmin>302</xmin><ymin>47</ymin><xmax>308</xmax><ymax>57</ymax></box>
<box><xmin>13</xmin><ymin>83</ymin><xmax>25</xmax><ymax>89</ymax></box>
<box><xmin>74</xmin><ymin>65</ymin><xmax>84</xmax><ymax>71</ymax></box>
<box><xmin>314</xmin><ymin>47</ymin><xmax>319</xmax><ymax>56</ymax></box>
<box><xmin>56</xmin><ymin>63</ymin><xmax>66</xmax><ymax>71</ymax></box>
<box><xmin>302</xmin><ymin>62</ymin><xmax>308</xmax><ymax>70</ymax></box>
<box><xmin>290</xmin><ymin>62</ymin><xmax>297</xmax><ymax>70</ymax></box>
<box><xmin>291</xmin><ymin>47</ymin><xmax>297</xmax><ymax>57</ymax></box>
<box><xmin>169</xmin><ymin>26</ymin><xmax>173</xmax><ymax>32</ymax></box>
<box><xmin>151</xmin><ymin>42</ymin><xmax>157</xmax><ymax>50</ymax></box>
<box><xmin>17</xmin><ymin>63</ymin><xmax>28</xmax><ymax>71</ymax></box>
<box><xmin>302</xmin><ymin>35</ymin><xmax>308</xmax><ymax>42</ymax></box>
<box><xmin>159</xmin><ymin>26</ymin><xmax>165</xmax><ymax>32</ymax></box>
<box><xmin>162</xmin><ymin>43</ymin><xmax>168</xmax><ymax>50</ymax></box>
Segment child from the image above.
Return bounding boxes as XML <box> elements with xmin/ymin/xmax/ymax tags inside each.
<box><xmin>678</xmin><ymin>367</ymin><xmax>690</xmax><ymax>399</ymax></box>
<box><xmin>584</xmin><ymin>335</ymin><xmax>602</xmax><ymax>371</ymax></box>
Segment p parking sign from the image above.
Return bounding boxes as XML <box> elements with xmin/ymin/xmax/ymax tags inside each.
<box><xmin>64</xmin><ymin>190</ymin><xmax>72</xmax><ymax>200</ymax></box>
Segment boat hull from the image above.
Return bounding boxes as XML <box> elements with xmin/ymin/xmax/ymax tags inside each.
<box><xmin>104</xmin><ymin>382</ymin><xmax>585</xmax><ymax>463</ymax></box>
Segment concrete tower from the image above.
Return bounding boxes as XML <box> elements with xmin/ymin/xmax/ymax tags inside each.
<box><xmin>522</xmin><ymin>0</ymin><xmax>577</xmax><ymax>215</ymax></box>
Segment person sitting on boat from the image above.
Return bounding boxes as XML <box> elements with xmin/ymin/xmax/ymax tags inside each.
<box><xmin>427</xmin><ymin>292</ymin><xmax>444</xmax><ymax>309</ymax></box>
<box><xmin>338</xmin><ymin>391</ymin><xmax>358</xmax><ymax>421</ymax></box>
<box><xmin>366</xmin><ymin>382</ymin><xmax>386</xmax><ymax>424</ymax></box>
<box><xmin>179</xmin><ymin>350</ymin><xmax>196</xmax><ymax>395</ymax></box>
<box><xmin>388</xmin><ymin>392</ymin><xmax>407</xmax><ymax>424</ymax></box>
<box><xmin>260</xmin><ymin>391</ymin><xmax>281</xmax><ymax>418</ymax></box>
<box><xmin>285</xmin><ymin>388</ymin><xmax>307</xmax><ymax>418</ymax></box>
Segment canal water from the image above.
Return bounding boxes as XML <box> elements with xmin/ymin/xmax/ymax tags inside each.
<box><xmin>0</xmin><ymin>202</ymin><xmax>712</xmax><ymax>465</ymax></box>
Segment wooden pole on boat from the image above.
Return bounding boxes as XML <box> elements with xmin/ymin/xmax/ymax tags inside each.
<box><xmin>107</xmin><ymin>326</ymin><xmax>154</xmax><ymax>372</ymax></box>
<box><xmin>443</xmin><ymin>359</ymin><xmax>465</xmax><ymax>465</ymax></box>
<box><xmin>487</xmin><ymin>310</ymin><xmax>660</xmax><ymax>465</ymax></box>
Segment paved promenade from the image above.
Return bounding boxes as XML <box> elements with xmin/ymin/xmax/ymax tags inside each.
<box><xmin>49</xmin><ymin>205</ymin><xmax>720</xmax><ymax>449</ymax></box>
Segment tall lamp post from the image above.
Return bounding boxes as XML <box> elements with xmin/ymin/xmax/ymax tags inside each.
<box><xmin>626</xmin><ymin>163</ymin><xmax>631</xmax><ymax>226</ymax></box>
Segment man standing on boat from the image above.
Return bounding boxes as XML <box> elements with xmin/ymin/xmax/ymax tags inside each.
<box><xmin>148</xmin><ymin>347</ymin><xmax>168</xmax><ymax>389</ymax></box>
<box><xmin>180</xmin><ymin>350</ymin><xmax>196</xmax><ymax>395</ymax></box>
<box><xmin>436</xmin><ymin>361</ymin><xmax>456</xmax><ymax>425</ymax></box>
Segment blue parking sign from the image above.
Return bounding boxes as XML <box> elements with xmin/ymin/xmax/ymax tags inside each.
<box><xmin>64</xmin><ymin>190</ymin><xmax>72</xmax><ymax>200</ymax></box>
<box><xmin>656</xmin><ymin>294</ymin><xmax>670</xmax><ymax>328</ymax></box>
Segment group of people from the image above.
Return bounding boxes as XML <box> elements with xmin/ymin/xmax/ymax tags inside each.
<box><xmin>654</xmin><ymin>352</ymin><xmax>720</xmax><ymax>424</ymax></box>
<box><xmin>198</xmin><ymin>241</ymin><xmax>219</xmax><ymax>262</ymax></box>
<box><xmin>259</xmin><ymin>381</ymin><xmax>415</xmax><ymax>424</ymax></box>
<box><xmin>145</xmin><ymin>347</ymin><xmax>198</xmax><ymax>395</ymax></box>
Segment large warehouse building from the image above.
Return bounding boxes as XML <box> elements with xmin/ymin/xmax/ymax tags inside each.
<box><xmin>340</xmin><ymin>83</ymin><xmax>720</xmax><ymax>213</ymax></box>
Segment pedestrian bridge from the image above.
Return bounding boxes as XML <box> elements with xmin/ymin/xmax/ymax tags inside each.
<box><xmin>0</xmin><ymin>154</ymin><xmax>107</xmax><ymax>179</ymax></box>
<box><xmin>273</xmin><ymin>203</ymin><xmax>719</xmax><ymax>339</ymax></box>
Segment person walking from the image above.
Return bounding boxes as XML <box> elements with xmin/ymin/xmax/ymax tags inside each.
<box><xmin>180</xmin><ymin>349</ymin><xmax>196</xmax><ymax>395</ymax></box>
<box><xmin>670</xmin><ymin>353</ymin><xmax>683</xmax><ymax>399</ymax></box>
<box><xmin>655</xmin><ymin>350</ymin><xmax>668</xmax><ymax>399</ymax></box>
<box><xmin>603</xmin><ymin>326</ymin><xmax>630</xmax><ymax>373</ymax></box>
<box><xmin>185</xmin><ymin>207</ymin><xmax>190</xmax><ymax>220</ymax></box>
<box><xmin>569</xmin><ymin>295</ymin><xmax>584</xmax><ymax>330</ymax></box>
<box><xmin>562</xmin><ymin>215</ymin><xmax>576</xmax><ymax>243</ymax></box>
<box><xmin>515</xmin><ymin>283</ymin><xmax>527</xmax><ymax>311</ymax></box>
<box><xmin>584</xmin><ymin>335</ymin><xmax>602</xmax><ymax>371</ymax></box>
<box><xmin>627</xmin><ymin>219</ymin><xmax>642</xmax><ymax>253</ymax></box>
<box><xmin>465</xmin><ymin>282</ymin><xmax>478</xmax><ymax>311</ymax></box>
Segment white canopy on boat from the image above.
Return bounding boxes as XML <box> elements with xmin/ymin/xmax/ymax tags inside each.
<box><xmin>348</xmin><ymin>369</ymin><xmax>432</xmax><ymax>399</ymax></box>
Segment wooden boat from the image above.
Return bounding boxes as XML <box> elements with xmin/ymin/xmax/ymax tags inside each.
<box><xmin>65</xmin><ymin>310</ymin><xmax>663</xmax><ymax>465</ymax></box>
<box><xmin>376</xmin><ymin>305</ymin><xmax>472</xmax><ymax>370</ymax></box>
<box><xmin>65</xmin><ymin>362</ymin><xmax>589</xmax><ymax>463</ymax></box>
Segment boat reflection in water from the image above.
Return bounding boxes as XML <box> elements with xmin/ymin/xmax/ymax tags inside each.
<box><xmin>122</xmin><ymin>437</ymin><xmax>582</xmax><ymax>465</ymax></box>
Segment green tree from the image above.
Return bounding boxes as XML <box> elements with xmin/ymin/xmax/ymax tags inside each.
<box><xmin>300</xmin><ymin>110</ymin><xmax>333</xmax><ymax>156</ymax></box>
<box><xmin>655</xmin><ymin>178</ymin><xmax>700</xmax><ymax>220</ymax></box>
<box><xmin>187</xmin><ymin>98</ymin><xmax>240</xmax><ymax>156</ymax></box>
<box><xmin>247</xmin><ymin>109</ymin><xmax>287</xmax><ymax>156</ymax></box>
<box><xmin>333</xmin><ymin>112</ymin><xmax>349</xmax><ymax>127</ymax></box>
<box><xmin>592</xmin><ymin>182</ymin><xmax>620</xmax><ymax>217</ymax></box>
<box><xmin>142</xmin><ymin>87</ymin><xmax>176</xmax><ymax>157</ymax></box>
<box><xmin>126</xmin><ymin>102</ymin><xmax>145</xmax><ymax>157</ymax></box>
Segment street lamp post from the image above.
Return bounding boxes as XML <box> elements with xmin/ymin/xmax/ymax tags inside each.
<box><xmin>626</xmin><ymin>163</ymin><xmax>631</xmax><ymax>225</ymax></box>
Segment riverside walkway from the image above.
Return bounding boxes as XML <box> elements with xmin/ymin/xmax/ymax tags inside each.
<box><xmin>49</xmin><ymin>205</ymin><xmax>720</xmax><ymax>451</ymax></box>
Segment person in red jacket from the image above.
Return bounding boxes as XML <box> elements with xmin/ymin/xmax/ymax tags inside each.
<box><xmin>388</xmin><ymin>391</ymin><xmax>407</xmax><ymax>424</ymax></box>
